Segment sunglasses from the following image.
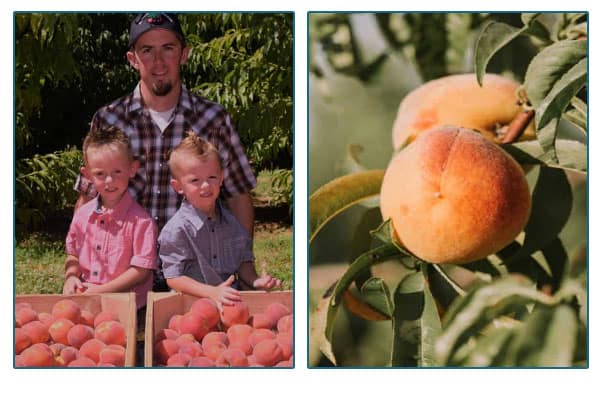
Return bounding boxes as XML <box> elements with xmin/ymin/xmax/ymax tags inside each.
<box><xmin>134</xmin><ymin>13</ymin><xmax>175</xmax><ymax>26</ymax></box>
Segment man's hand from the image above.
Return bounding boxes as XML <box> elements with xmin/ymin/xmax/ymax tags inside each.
<box><xmin>252</xmin><ymin>274</ymin><xmax>282</xmax><ymax>290</ymax></box>
<box><xmin>211</xmin><ymin>275</ymin><xmax>242</xmax><ymax>306</ymax></box>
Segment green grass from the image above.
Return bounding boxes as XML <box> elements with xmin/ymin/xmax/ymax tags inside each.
<box><xmin>15</xmin><ymin>234</ymin><xmax>65</xmax><ymax>294</ymax></box>
<box><xmin>254</xmin><ymin>227</ymin><xmax>293</xmax><ymax>290</ymax></box>
<box><xmin>15</xmin><ymin>227</ymin><xmax>293</xmax><ymax>294</ymax></box>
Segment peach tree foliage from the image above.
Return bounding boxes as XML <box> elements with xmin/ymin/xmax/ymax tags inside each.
<box><xmin>309</xmin><ymin>13</ymin><xmax>587</xmax><ymax>367</ymax></box>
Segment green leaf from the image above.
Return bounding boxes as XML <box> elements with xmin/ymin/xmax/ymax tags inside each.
<box><xmin>524</xmin><ymin>39</ymin><xmax>587</xmax><ymax>107</ymax></box>
<box><xmin>474</xmin><ymin>21</ymin><xmax>528</xmax><ymax>85</ymax></box>
<box><xmin>311</xmin><ymin>244</ymin><xmax>401</xmax><ymax>365</ymax></box>
<box><xmin>370</xmin><ymin>219</ymin><xmax>412</xmax><ymax>256</ymax></box>
<box><xmin>505</xmin><ymin>304</ymin><xmax>578</xmax><ymax>366</ymax></box>
<box><xmin>391</xmin><ymin>270</ymin><xmax>442</xmax><ymax>366</ymax></box>
<box><xmin>309</xmin><ymin>170</ymin><xmax>385</xmax><ymax>243</ymax></box>
<box><xmin>349</xmin><ymin>207</ymin><xmax>383</xmax><ymax>265</ymax></box>
<box><xmin>497</xmin><ymin>241</ymin><xmax>552</xmax><ymax>288</ymax></box>
<box><xmin>536</xmin><ymin>57</ymin><xmax>587</xmax><ymax>131</ymax></box>
<box><xmin>507</xmin><ymin>166</ymin><xmax>573</xmax><ymax>263</ymax></box>
<box><xmin>359</xmin><ymin>277</ymin><xmax>393</xmax><ymax>318</ymax></box>
<box><xmin>462</xmin><ymin>326</ymin><xmax>515</xmax><ymax>367</ymax></box>
<box><xmin>541</xmin><ymin>237</ymin><xmax>568</xmax><ymax>290</ymax></box>
<box><xmin>502</xmin><ymin>139</ymin><xmax>587</xmax><ymax>172</ymax></box>
<box><xmin>427</xmin><ymin>264</ymin><xmax>465</xmax><ymax>312</ymax></box>
<box><xmin>436</xmin><ymin>275</ymin><xmax>555</xmax><ymax>365</ymax></box>
<box><xmin>460</xmin><ymin>258</ymin><xmax>504</xmax><ymax>278</ymax></box>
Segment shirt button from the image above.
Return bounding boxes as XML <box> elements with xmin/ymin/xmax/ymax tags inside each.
<box><xmin>92</xmin><ymin>271</ymin><xmax>98</xmax><ymax>276</ymax></box>
<box><xmin>211</xmin><ymin>229</ymin><xmax>215</xmax><ymax>233</ymax></box>
<box><xmin>96</xmin><ymin>245</ymin><xmax>101</xmax><ymax>250</ymax></box>
<box><xmin>100</xmin><ymin>220</ymin><xmax>104</xmax><ymax>224</ymax></box>
<box><xmin>213</xmin><ymin>255</ymin><xmax>217</xmax><ymax>259</ymax></box>
<box><xmin>157</xmin><ymin>190</ymin><xmax>161</xmax><ymax>194</ymax></box>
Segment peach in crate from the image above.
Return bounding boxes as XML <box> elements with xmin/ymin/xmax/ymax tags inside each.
<box><xmin>15</xmin><ymin>293</ymin><xmax>136</xmax><ymax>367</ymax></box>
<box><xmin>145</xmin><ymin>290</ymin><xmax>293</xmax><ymax>367</ymax></box>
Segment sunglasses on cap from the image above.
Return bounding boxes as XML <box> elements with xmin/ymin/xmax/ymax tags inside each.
<box><xmin>134</xmin><ymin>12</ymin><xmax>175</xmax><ymax>25</ymax></box>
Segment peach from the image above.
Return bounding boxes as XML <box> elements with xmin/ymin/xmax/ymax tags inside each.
<box><xmin>251</xmin><ymin>312</ymin><xmax>275</xmax><ymax>330</ymax></box>
<box><xmin>21</xmin><ymin>320</ymin><xmax>49</xmax><ymax>344</ymax></box>
<box><xmin>49</xmin><ymin>343</ymin><xmax>66</xmax><ymax>358</ymax></box>
<box><xmin>266</xmin><ymin>302</ymin><xmax>291</xmax><ymax>324</ymax></box>
<box><xmin>95</xmin><ymin>320</ymin><xmax>126</xmax><ymax>346</ymax></box>
<box><xmin>380</xmin><ymin>126</ymin><xmax>531</xmax><ymax>264</ymax></box>
<box><xmin>20</xmin><ymin>343</ymin><xmax>54</xmax><ymax>366</ymax></box>
<box><xmin>277</xmin><ymin>314</ymin><xmax>293</xmax><ymax>333</ymax></box>
<box><xmin>15</xmin><ymin>302</ymin><xmax>32</xmax><ymax>311</ymax></box>
<box><xmin>167</xmin><ymin>353</ymin><xmax>192</xmax><ymax>367</ymax></box>
<box><xmin>156</xmin><ymin>328</ymin><xmax>180</xmax><ymax>341</ymax></box>
<box><xmin>275</xmin><ymin>359</ymin><xmax>293</xmax><ymax>367</ymax></box>
<box><xmin>68</xmin><ymin>356</ymin><xmax>96</xmax><ymax>367</ymax></box>
<box><xmin>79</xmin><ymin>309</ymin><xmax>95</xmax><ymax>327</ymax></box>
<box><xmin>202</xmin><ymin>331</ymin><xmax>229</xmax><ymax>348</ymax></box>
<box><xmin>178</xmin><ymin>312</ymin><xmax>210</xmax><ymax>341</ymax></box>
<box><xmin>188</xmin><ymin>356</ymin><xmax>215</xmax><ymax>367</ymax></box>
<box><xmin>178</xmin><ymin>341</ymin><xmax>204</xmax><ymax>358</ymax></box>
<box><xmin>93</xmin><ymin>311</ymin><xmax>119</xmax><ymax>328</ymax></box>
<box><xmin>55</xmin><ymin>346</ymin><xmax>79</xmax><ymax>366</ymax></box>
<box><xmin>48</xmin><ymin>318</ymin><xmax>75</xmax><ymax>345</ymax></box>
<box><xmin>99</xmin><ymin>344</ymin><xmax>126</xmax><ymax>367</ymax></box>
<box><xmin>79</xmin><ymin>338</ymin><xmax>106</xmax><ymax>363</ymax></box>
<box><xmin>190</xmin><ymin>298</ymin><xmax>220</xmax><ymax>329</ymax></box>
<box><xmin>276</xmin><ymin>333</ymin><xmax>293</xmax><ymax>360</ymax></box>
<box><xmin>216</xmin><ymin>348</ymin><xmax>248</xmax><ymax>367</ymax></box>
<box><xmin>16</xmin><ymin>307</ymin><xmax>38</xmax><ymax>327</ymax></box>
<box><xmin>168</xmin><ymin>314</ymin><xmax>182</xmax><ymax>332</ymax></box>
<box><xmin>226</xmin><ymin>324</ymin><xmax>253</xmax><ymax>344</ymax></box>
<box><xmin>391</xmin><ymin>73</ymin><xmax>536</xmax><ymax>150</ymax></box>
<box><xmin>154</xmin><ymin>339</ymin><xmax>179</xmax><ymax>365</ymax></box>
<box><xmin>252</xmin><ymin>339</ymin><xmax>284</xmax><ymax>367</ymax></box>
<box><xmin>247</xmin><ymin>354</ymin><xmax>263</xmax><ymax>367</ymax></box>
<box><xmin>97</xmin><ymin>362</ymin><xmax>116</xmax><ymax>367</ymax></box>
<box><xmin>67</xmin><ymin>324</ymin><xmax>94</xmax><ymax>348</ymax></box>
<box><xmin>51</xmin><ymin>299</ymin><xmax>81</xmax><ymax>323</ymax></box>
<box><xmin>15</xmin><ymin>354</ymin><xmax>26</xmax><ymax>367</ymax></box>
<box><xmin>37</xmin><ymin>312</ymin><xmax>55</xmax><ymax>329</ymax></box>
<box><xmin>203</xmin><ymin>341</ymin><xmax>227</xmax><ymax>362</ymax></box>
<box><xmin>248</xmin><ymin>328</ymin><xmax>276</xmax><ymax>348</ymax></box>
<box><xmin>175</xmin><ymin>333</ymin><xmax>197</xmax><ymax>345</ymax></box>
<box><xmin>220</xmin><ymin>302</ymin><xmax>249</xmax><ymax>328</ymax></box>
<box><xmin>15</xmin><ymin>328</ymin><xmax>31</xmax><ymax>354</ymax></box>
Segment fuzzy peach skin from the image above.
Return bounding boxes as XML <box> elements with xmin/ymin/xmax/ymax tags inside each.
<box><xmin>391</xmin><ymin>73</ymin><xmax>535</xmax><ymax>150</ymax></box>
<box><xmin>380</xmin><ymin>126</ymin><xmax>531</xmax><ymax>264</ymax></box>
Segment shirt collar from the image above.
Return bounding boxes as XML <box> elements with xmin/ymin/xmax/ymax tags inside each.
<box><xmin>179</xmin><ymin>199</ymin><xmax>226</xmax><ymax>230</ymax></box>
<box><xmin>87</xmin><ymin>191</ymin><xmax>134</xmax><ymax>227</ymax></box>
<box><xmin>129</xmin><ymin>83</ymin><xmax>193</xmax><ymax>114</ymax></box>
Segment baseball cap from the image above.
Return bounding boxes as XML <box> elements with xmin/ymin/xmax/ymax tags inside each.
<box><xmin>129</xmin><ymin>13</ymin><xmax>185</xmax><ymax>48</ymax></box>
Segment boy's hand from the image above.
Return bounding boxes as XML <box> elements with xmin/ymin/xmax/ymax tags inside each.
<box><xmin>81</xmin><ymin>282</ymin><xmax>100</xmax><ymax>293</ymax></box>
<box><xmin>253</xmin><ymin>274</ymin><xmax>282</xmax><ymax>290</ymax></box>
<box><xmin>63</xmin><ymin>276</ymin><xmax>84</xmax><ymax>295</ymax></box>
<box><xmin>212</xmin><ymin>275</ymin><xmax>241</xmax><ymax>306</ymax></box>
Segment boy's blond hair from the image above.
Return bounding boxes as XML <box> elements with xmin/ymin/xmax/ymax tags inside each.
<box><xmin>169</xmin><ymin>132</ymin><xmax>222</xmax><ymax>177</ymax></box>
<box><xmin>82</xmin><ymin>126</ymin><xmax>133</xmax><ymax>165</ymax></box>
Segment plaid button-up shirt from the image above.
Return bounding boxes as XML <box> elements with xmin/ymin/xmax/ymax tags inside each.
<box><xmin>75</xmin><ymin>83</ymin><xmax>256</xmax><ymax>230</ymax></box>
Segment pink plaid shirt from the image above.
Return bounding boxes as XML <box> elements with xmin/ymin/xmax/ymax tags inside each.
<box><xmin>66</xmin><ymin>191</ymin><xmax>157</xmax><ymax>308</ymax></box>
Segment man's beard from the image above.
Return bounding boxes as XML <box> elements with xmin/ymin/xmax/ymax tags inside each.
<box><xmin>152</xmin><ymin>80</ymin><xmax>173</xmax><ymax>96</ymax></box>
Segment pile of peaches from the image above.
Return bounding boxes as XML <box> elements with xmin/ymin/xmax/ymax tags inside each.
<box><xmin>15</xmin><ymin>299</ymin><xmax>127</xmax><ymax>367</ymax></box>
<box><xmin>154</xmin><ymin>298</ymin><xmax>293</xmax><ymax>367</ymax></box>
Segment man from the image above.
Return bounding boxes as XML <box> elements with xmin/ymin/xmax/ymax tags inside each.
<box><xmin>74</xmin><ymin>13</ymin><xmax>256</xmax><ymax>290</ymax></box>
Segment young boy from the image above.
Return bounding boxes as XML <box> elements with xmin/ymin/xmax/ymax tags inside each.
<box><xmin>63</xmin><ymin>127</ymin><xmax>158</xmax><ymax>308</ymax></box>
<box><xmin>158</xmin><ymin>134</ymin><xmax>281</xmax><ymax>305</ymax></box>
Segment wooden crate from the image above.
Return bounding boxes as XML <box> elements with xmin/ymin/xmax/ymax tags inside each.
<box><xmin>16</xmin><ymin>293</ymin><xmax>137</xmax><ymax>367</ymax></box>
<box><xmin>144</xmin><ymin>290</ymin><xmax>293</xmax><ymax>367</ymax></box>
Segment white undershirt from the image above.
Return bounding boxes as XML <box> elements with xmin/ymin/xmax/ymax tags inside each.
<box><xmin>148</xmin><ymin>107</ymin><xmax>175</xmax><ymax>133</ymax></box>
